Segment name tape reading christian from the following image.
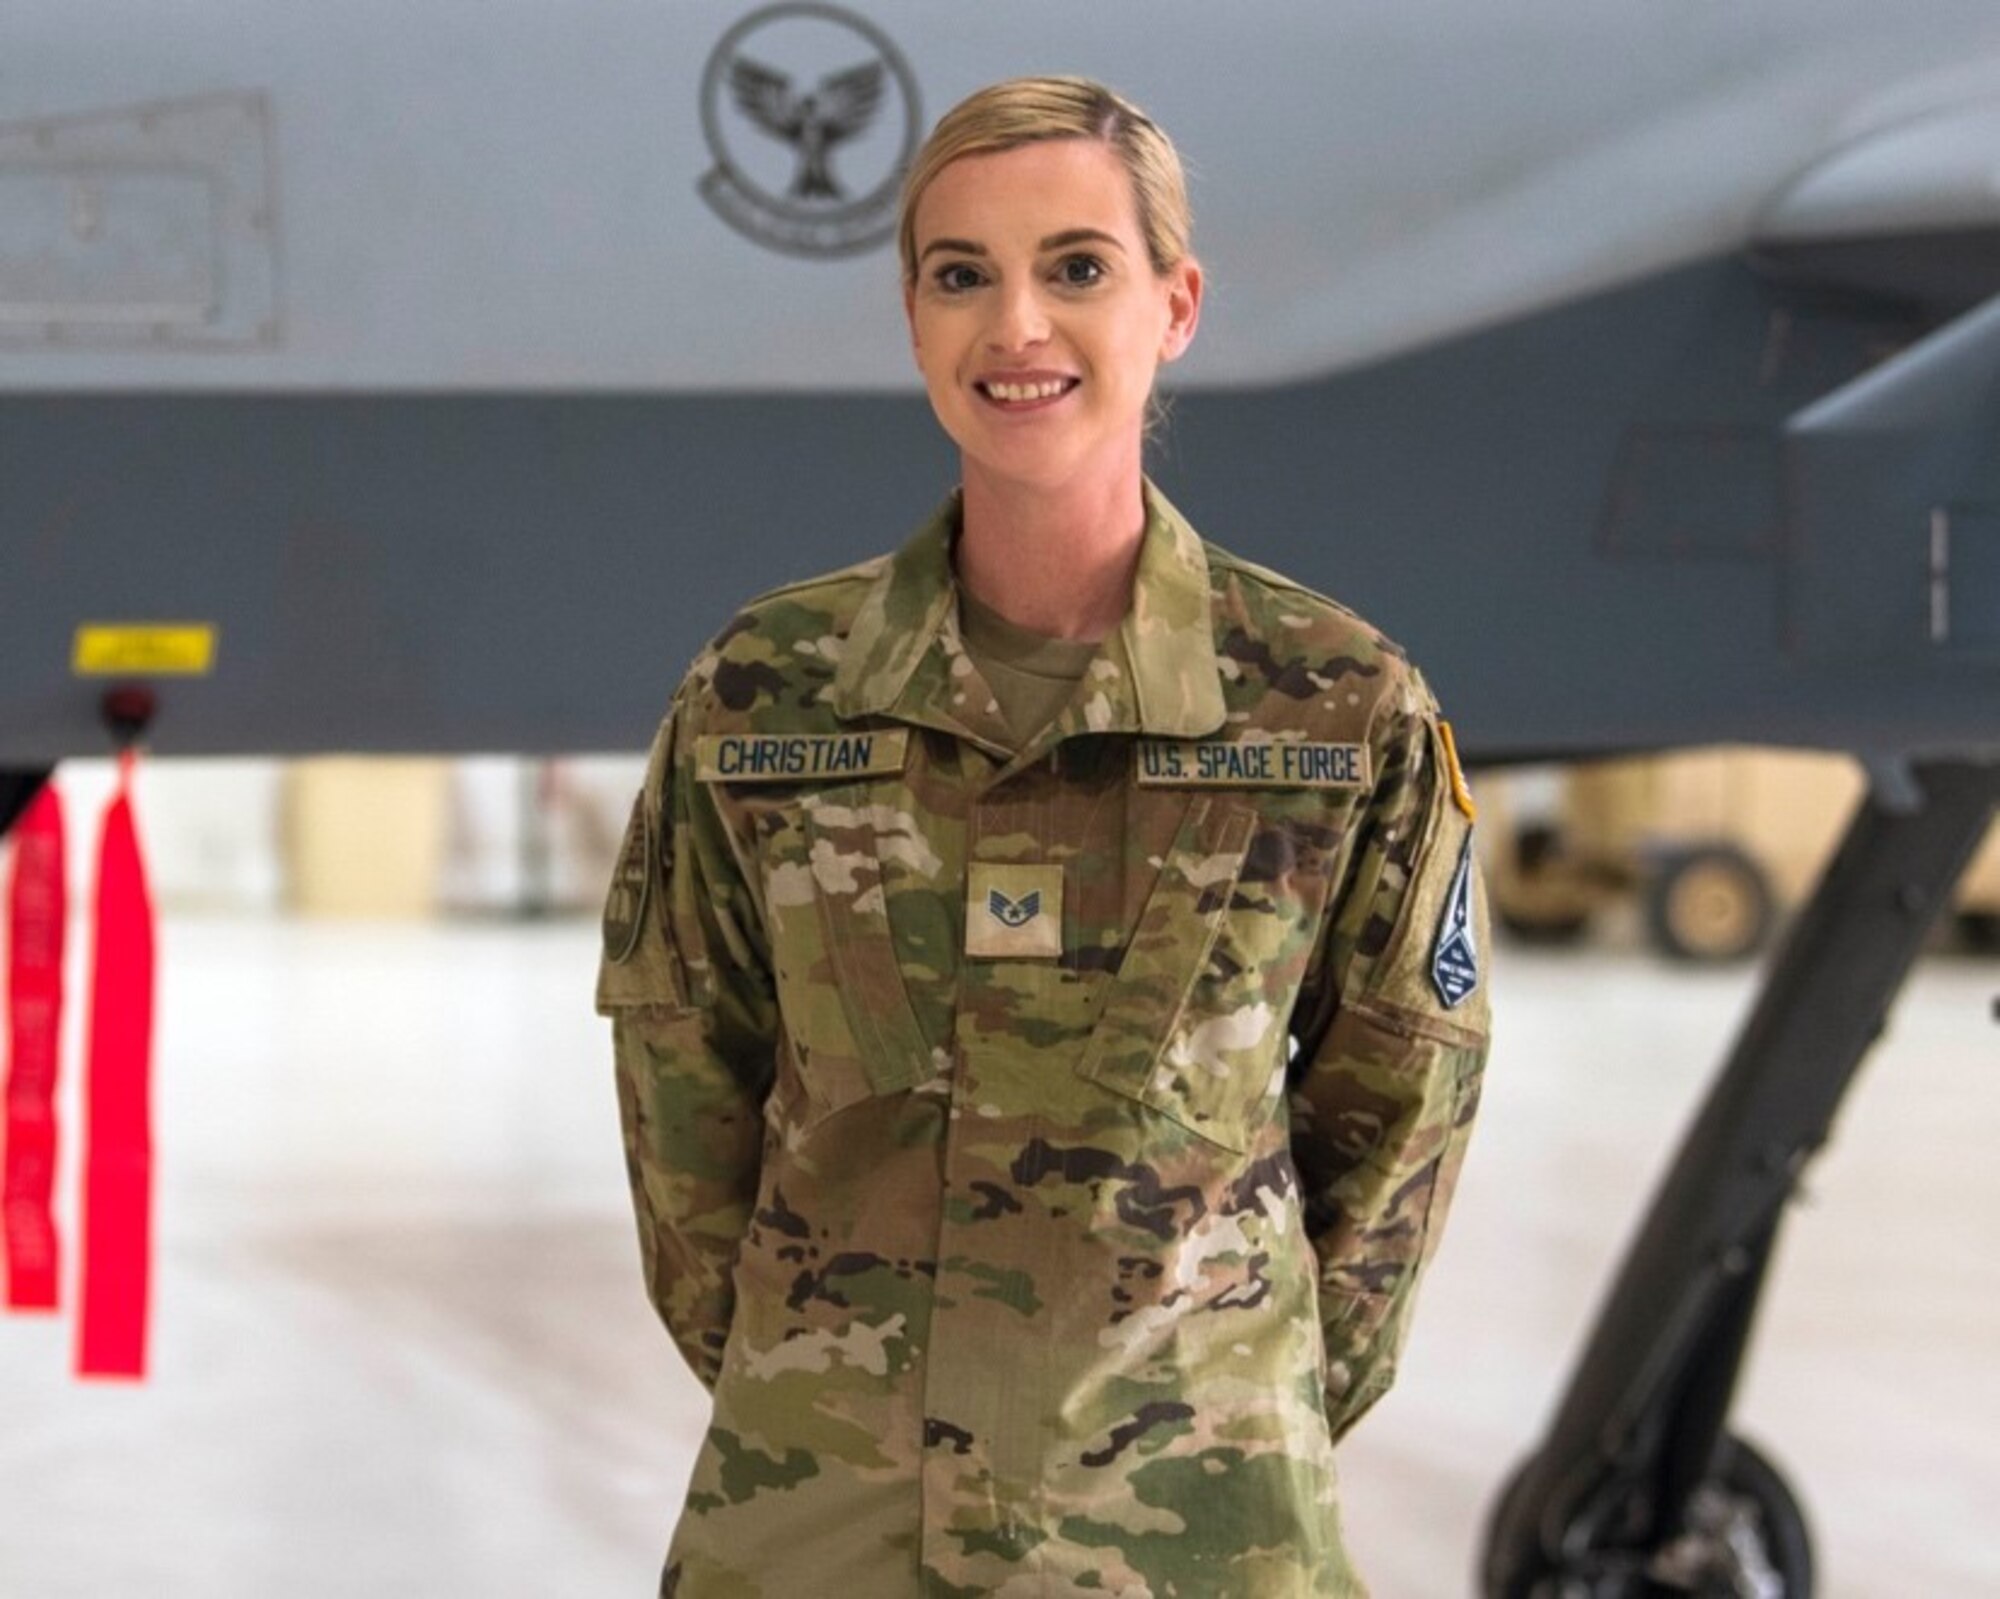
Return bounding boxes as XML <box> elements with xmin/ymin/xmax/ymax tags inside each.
<box><xmin>697</xmin><ymin>730</ymin><xmax>910</xmax><ymax>783</ymax></box>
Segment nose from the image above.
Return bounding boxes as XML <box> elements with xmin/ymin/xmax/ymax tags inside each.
<box><xmin>986</xmin><ymin>280</ymin><xmax>1050</xmax><ymax>354</ymax></box>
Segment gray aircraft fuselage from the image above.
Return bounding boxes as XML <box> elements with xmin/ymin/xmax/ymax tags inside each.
<box><xmin>8</xmin><ymin>10</ymin><xmax>2000</xmax><ymax>1590</ymax></box>
<box><xmin>3</xmin><ymin>0</ymin><xmax>1999</xmax><ymax>765</ymax></box>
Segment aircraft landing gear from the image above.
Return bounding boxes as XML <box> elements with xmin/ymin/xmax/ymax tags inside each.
<box><xmin>1482</xmin><ymin>758</ymin><xmax>2000</xmax><ymax>1599</ymax></box>
<box><xmin>1492</xmin><ymin>1434</ymin><xmax>1811</xmax><ymax>1599</ymax></box>
<box><xmin>1649</xmin><ymin>1437</ymin><xmax>1812</xmax><ymax>1598</ymax></box>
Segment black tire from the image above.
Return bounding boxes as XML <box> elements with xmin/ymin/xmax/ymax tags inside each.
<box><xmin>1645</xmin><ymin>845</ymin><xmax>1773</xmax><ymax>963</ymax></box>
<box><xmin>1479</xmin><ymin>1437</ymin><xmax>1812</xmax><ymax>1599</ymax></box>
<box><xmin>1480</xmin><ymin>1453</ymin><xmax>1565</xmax><ymax>1598</ymax></box>
<box><xmin>1663</xmin><ymin>1434</ymin><xmax>1815</xmax><ymax>1597</ymax></box>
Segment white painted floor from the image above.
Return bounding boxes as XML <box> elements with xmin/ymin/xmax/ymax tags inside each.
<box><xmin>1</xmin><ymin>916</ymin><xmax>1995</xmax><ymax>1597</ymax></box>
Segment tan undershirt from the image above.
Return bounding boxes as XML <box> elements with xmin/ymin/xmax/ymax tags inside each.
<box><xmin>957</xmin><ymin>586</ymin><xmax>1100</xmax><ymax>747</ymax></box>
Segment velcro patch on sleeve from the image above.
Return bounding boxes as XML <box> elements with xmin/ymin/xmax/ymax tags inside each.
<box><xmin>1135</xmin><ymin>739</ymin><xmax>1370</xmax><ymax>789</ymax></box>
<box><xmin>601</xmin><ymin>792</ymin><xmax>652</xmax><ymax>965</ymax></box>
<box><xmin>696</xmin><ymin>729</ymin><xmax>909</xmax><ymax>783</ymax></box>
<box><xmin>1431</xmin><ymin>833</ymin><xmax>1481</xmax><ymax>1009</ymax></box>
<box><xmin>965</xmin><ymin>863</ymin><xmax>1064</xmax><ymax>959</ymax></box>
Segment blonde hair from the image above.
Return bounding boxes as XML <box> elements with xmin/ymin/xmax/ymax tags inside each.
<box><xmin>897</xmin><ymin>76</ymin><xmax>1192</xmax><ymax>285</ymax></box>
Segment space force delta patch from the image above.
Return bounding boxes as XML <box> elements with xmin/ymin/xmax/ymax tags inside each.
<box><xmin>1431</xmin><ymin>833</ymin><xmax>1480</xmax><ymax>1009</ymax></box>
<box><xmin>697</xmin><ymin>730</ymin><xmax>909</xmax><ymax>783</ymax></box>
<box><xmin>1135</xmin><ymin>739</ymin><xmax>1370</xmax><ymax>789</ymax></box>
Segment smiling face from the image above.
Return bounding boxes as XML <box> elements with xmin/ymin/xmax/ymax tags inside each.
<box><xmin>903</xmin><ymin>138</ymin><xmax>1201</xmax><ymax>500</ymax></box>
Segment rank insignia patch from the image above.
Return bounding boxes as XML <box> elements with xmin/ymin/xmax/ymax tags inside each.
<box><xmin>988</xmin><ymin>889</ymin><xmax>1041</xmax><ymax>929</ymax></box>
<box><xmin>1431</xmin><ymin>833</ymin><xmax>1480</xmax><ymax>1008</ymax></box>
<box><xmin>966</xmin><ymin>863</ymin><xmax>1063</xmax><ymax>959</ymax></box>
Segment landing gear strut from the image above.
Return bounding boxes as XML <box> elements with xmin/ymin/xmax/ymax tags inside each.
<box><xmin>1483</xmin><ymin>758</ymin><xmax>2000</xmax><ymax>1598</ymax></box>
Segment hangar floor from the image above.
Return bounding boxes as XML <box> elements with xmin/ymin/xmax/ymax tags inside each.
<box><xmin>0</xmin><ymin>916</ymin><xmax>1993</xmax><ymax>1597</ymax></box>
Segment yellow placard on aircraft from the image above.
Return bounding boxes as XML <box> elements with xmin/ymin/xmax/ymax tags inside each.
<box><xmin>71</xmin><ymin>624</ymin><xmax>218</xmax><ymax>676</ymax></box>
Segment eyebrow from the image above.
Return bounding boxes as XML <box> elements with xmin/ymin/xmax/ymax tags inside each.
<box><xmin>917</xmin><ymin>237</ymin><xmax>985</xmax><ymax>264</ymax></box>
<box><xmin>916</xmin><ymin>227</ymin><xmax>1129</xmax><ymax>265</ymax></box>
<box><xmin>1040</xmin><ymin>228</ymin><xmax>1125</xmax><ymax>254</ymax></box>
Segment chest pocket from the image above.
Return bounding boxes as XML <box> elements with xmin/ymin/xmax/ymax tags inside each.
<box><xmin>1077</xmin><ymin>796</ymin><xmax>1286</xmax><ymax>1154</ymax></box>
<box><xmin>758</xmin><ymin>784</ymin><xmax>936</xmax><ymax>1122</ymax></box>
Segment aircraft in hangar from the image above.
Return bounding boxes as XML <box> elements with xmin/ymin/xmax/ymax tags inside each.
<box><xmin>2</xmin><ymin>4</ymin><xmax>1997</xmax><ymax>1593</ymax></box>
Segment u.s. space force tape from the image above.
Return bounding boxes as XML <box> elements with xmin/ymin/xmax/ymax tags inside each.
<box><xmin>696</xmin><ymin>730</ymin><xmax>910</xmax><ymax>783</ymax></box>
<box><xmin>1135</xmin><ymin>739</ymin><xmax>1370</xmax><ymax>789</ymax></box>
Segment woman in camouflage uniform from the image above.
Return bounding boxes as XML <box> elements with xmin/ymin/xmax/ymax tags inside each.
<box><xmin>599</xmin><ymin>77</ymin><xmax>1490</xmax><ymax>1598</ymax></box>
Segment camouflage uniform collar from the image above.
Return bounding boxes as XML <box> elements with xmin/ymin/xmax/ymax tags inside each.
<box><xmin>830</xmin><ymin>480</ymin><xmax>1228</xmax><ymax>740</ymax></box>
<box><xmin>1110</xmin><ymin>482</ymin><xmax>1230</xmax><ymax>738</ymax></box>
<box><xmin>828</xmin><ymin>492</ymin><xmax>961</xmax><ymax>723</ymax></box>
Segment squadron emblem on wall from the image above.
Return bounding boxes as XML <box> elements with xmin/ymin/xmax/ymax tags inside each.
<box><xmin>698</xmin><ymin>3</ymin><xmax>921</xmax><ymax>258</ymax></box>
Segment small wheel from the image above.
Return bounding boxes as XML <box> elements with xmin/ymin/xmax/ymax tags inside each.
<box><xmin>1480</xmin><ymin>1454</ymin><xmax>1575</xmax><ymax>1599</ymax></box>
<box><xmin>1482</xmin><ymin>1438</ymin><xmax>1813</xmax><ymax>1599</ymax></box>
<box><xmin>1649</xmin><ymin>1435</ymin><xmax>1814</xmax><ymax>1597</ymax></box>
<box><xmin>1481</xmin><ymin>1454</ymin><xmax>1655</xmax><ymax>1598</ymax></box>
<box><xmin>1645</xmin><ymin>845</ymin><xmax>1773</xmax><ymax>962</ymax></box>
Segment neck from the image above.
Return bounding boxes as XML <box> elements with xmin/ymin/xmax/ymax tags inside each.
<box><xmin>955</xmin><ymin>458</ymin><xmax>1148</xmax><ymax>642</ymax></box>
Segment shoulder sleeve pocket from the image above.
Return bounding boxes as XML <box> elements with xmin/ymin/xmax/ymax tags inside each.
<box><xmin>594</xmin><ymin>797</ymin><xmax>691</xmax><ymax>1014</ymax></box>
<box><xmin>595</xmin><ymin>712</ymin><xmax>693</xmax><ymax>1015</ymax></box>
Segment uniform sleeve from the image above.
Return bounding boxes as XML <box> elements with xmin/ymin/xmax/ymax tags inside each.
<box><xmin>1287</xmin><ymin>669</ymin><xmax>1491</xmax><ymax>1442</ymax></box>
<box><xmin>595</xmin><ymin>688</ymin><xmax>777</xmax><ymax>1390</ymax></box>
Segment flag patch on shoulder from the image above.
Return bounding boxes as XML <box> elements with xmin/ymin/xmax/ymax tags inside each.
<box><xmin>601</xmin><ymin>793</ymin><xmax>652</xmax><ymax>965</ymax></box>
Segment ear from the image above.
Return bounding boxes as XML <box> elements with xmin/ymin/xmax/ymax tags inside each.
<box><xmin>1158</xmin><ymin>258</ymin><xmax>1203</xmax><ymax>364</ymax></box>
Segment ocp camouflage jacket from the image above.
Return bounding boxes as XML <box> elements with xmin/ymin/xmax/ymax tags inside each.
<box><xmin>597</xmin><ymin>484</ymin><xmax>1491</xmax><ymax>1598</ymax></box>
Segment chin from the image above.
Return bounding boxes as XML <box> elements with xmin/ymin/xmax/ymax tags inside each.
<box><xmin>964</xmin><ymin>448</ymin><xmax>1096</xmax><ymax>496</ymax></box>
<box><xmin>954</xmin><ymin>426</ymin><xmax>1127</xmax><ymax>492</ymax></box>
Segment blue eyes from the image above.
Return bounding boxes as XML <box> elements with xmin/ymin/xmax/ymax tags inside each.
<box><xmin>930</xmin><ymin>255</ymin><xmax>1108</xmax><ymax>294</ymax></box>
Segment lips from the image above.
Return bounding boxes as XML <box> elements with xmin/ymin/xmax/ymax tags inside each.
<box><xmin>976</xmin><ymin>374</ymin><xmax>1080</xmax><ymax>405</ymax></box>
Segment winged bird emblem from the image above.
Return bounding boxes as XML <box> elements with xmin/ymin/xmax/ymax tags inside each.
<box><xmin>730</xmin><ymin>56</ymin><xmax>885</xmax><ymax>201</ymax></box>
<box><xmin>988</xmin><ymin>889</ymin><xmax>1042</xmax><ymax>930</ymax></box>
